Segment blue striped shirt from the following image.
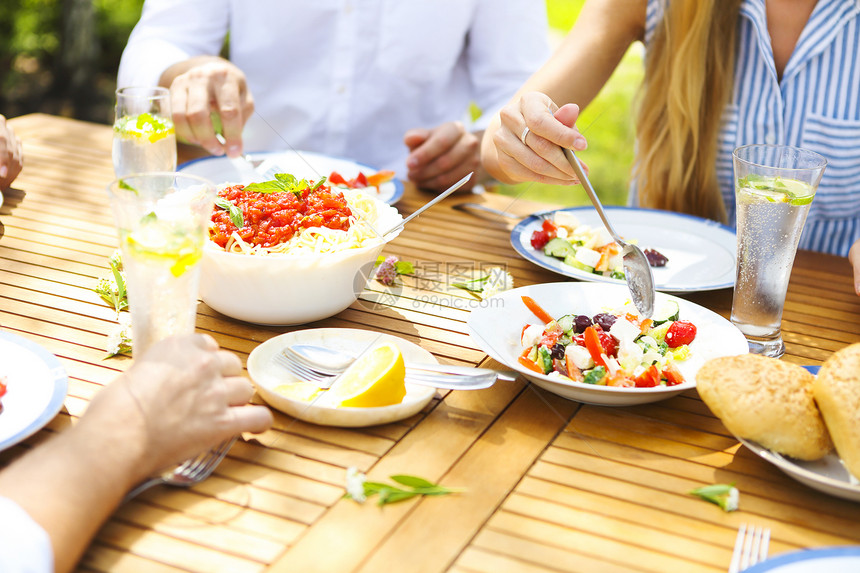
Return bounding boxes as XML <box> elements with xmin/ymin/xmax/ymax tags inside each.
<box><xmin>642</xmin><ymin>0</ymin><xmax>860</xmax><ymax>256</ymax></box>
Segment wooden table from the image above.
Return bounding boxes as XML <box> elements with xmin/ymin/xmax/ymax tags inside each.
<box><xmin>3</xmin><ymin>113</ymin><xmax>860</xmax><ymax>573</ymax></box>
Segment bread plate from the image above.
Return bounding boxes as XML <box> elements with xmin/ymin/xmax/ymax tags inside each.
<box><xmin>735</xmin><ymin>365</ymin><xmax>860</xmax><ymax>502</ymax></box>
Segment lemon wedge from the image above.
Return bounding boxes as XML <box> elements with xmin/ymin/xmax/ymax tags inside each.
<box><xmin>275</xmin><ymin>383</ymin><xmax>324</xmax><ymax>402</ymax></box>
<box><xmin>330</xmin><ymin>342</ymin><xmax>406</xmax><ymax>407</ymax></box>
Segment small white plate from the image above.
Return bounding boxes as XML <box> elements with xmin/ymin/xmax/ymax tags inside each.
<box><xmin>736</xmin><ymin>365</ymin><xmax>860</xmax><ymax>503</ymax></box>
<box><xmin>745</xmin><ymin>547</ymin><xmax>860</xmax><ymax>572</ymax></box>
<box><xmin>511</xmin><ymin>207</ymin><xmax>737</xmax><ymax>292</ymax></box>
<box><xmin>0</xmin><ymin>331</ymin><xmax>68</xmax><ymax>451</ymax></box>
<box><xmin>178</xmin><ymin>150</ymin><xmax>404</xmax><ymax>204</ymax></box>
<box><xmin>247</xmin><ymin>328</ymin><xmax>436</xmax><ymax>427</ymax></box>
<box><xmin>467</xmin><ymin>282</ymin><xmax>749</xmax><ymax>406</ymax></box>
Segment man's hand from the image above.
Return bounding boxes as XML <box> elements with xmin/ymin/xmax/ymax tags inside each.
<box><xmin>403</xmin><ymin>121</ymin><xmax>481</xmax><ymax>193</ymax></box>
<box><xmin>163</xmin><ymin>57</ymin><xmax>255</xmax><ymax>158</ymax></box>
<box><xmin>0</xmin><ymin>115</ymin><xmax>23</xmax><ymax>189</ymax></box>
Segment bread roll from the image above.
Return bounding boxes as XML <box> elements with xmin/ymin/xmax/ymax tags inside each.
<box><xmin>697</xmin><ymin>354</ymin><xmax>832</xmax><ymax>460</ymax></box>
<box><xmin>813</xmin><ymin>343</ymin><xmax>860</xmax><ymax>479</ymax></box>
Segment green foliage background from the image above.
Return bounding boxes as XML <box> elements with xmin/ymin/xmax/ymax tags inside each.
<box><xmin>0</xmin><ymin>0</ymin><xmax>640</xmax><ymax>205</ymax></box>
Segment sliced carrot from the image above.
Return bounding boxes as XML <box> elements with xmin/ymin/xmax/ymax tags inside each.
<box><xmin>521</xmin><ymin>295</ymin><xmax>554</xmax><ymax>324</ymax></box>
<box><xmin>366</xmin><ymin>170</ymin><xmax>396</xmax><ymax>187</ymax></box>
<box><xmin>518</xmin><ymin>354</ymin><xmax>544</xmax><ymax>374</ymax></box>
<box><xmin>583</xmin><ymin>326</ymin><xmax>607</xmax><ymax>367</ymax></box>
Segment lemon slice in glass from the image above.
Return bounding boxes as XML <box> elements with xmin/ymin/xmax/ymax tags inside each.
<box><xmin>330</xmin><ymin>342</ymin><xmax>407</xmax><ymax>408</ymax></box>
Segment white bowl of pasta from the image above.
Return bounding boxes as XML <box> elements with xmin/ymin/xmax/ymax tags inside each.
<box><xmin>199</xmin><ymin>176</ymin><xmax>403</xmax><ymax>325</ymax></box>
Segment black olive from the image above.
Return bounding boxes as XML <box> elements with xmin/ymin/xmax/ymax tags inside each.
<box><xmin>550</xmin><ymin>343</ymin><xmax>566</xmax><ymax>360</ymax></box>
<box><xmin>644</xmin><ymin>248</ymin><xmax>668</xmax><ymax>267</ymax></box>
<box><xmin>593</xmin><ymin>313</ymin><xmax>617</xmax><ymax>331</ymax></box>
<box><xmin>573</xmin><ymin>314</ymin><xmax>592</xmax><ymax>333</ymax></box>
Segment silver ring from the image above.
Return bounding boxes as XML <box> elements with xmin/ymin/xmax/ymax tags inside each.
<box><xmin>520</xmin><ymin>126</ymin><xmax>530</xmax><ymax>146</ymax></box>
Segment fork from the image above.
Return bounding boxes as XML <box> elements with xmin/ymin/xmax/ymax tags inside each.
<box><xmin>729</xmin><ymin>523</ymin><xmax>770</xmax><ymax>573</ymax></box>
<box><xmin>273</xmin><ymin>352</ymin><xmax>497</xmax><ymax>391</ymax></box>
<box><xmin>123</xmin><ymin>436</ymin><xmax>237</xmax><ymax>502</ymax></box>
<box><xmin>214</xmin><ymin>133</ymin><xmax>286</xmax><ymax>179</ymax></box>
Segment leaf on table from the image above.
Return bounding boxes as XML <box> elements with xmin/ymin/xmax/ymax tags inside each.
<box><xmin>344</xmin><ymin>467</ymin><xmax>463</xmax><ymax>507</ymax></box>
<box><xmin>689</xmin><ymin>483</ymin><xmax>738</xmax><ymax>512</ymax></box>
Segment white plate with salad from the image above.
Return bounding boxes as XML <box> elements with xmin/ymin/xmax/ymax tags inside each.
<box><xmin>511</xmin><ymin>207</ymin><xmax>737</xmax><ymax>292</ymax></box>
<box><xmin>178</xmin><ymin>150</ymin><xmax>404</xmax><ymax>204</ymax></box>
<box><xmin>467</xmin><ymin>282</ymin><xmax>749</xmax><ymax>406</ymax></box>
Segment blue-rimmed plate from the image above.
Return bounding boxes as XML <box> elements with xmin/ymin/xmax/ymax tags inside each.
<box><xmin>735</xmin><ymin>364</ymin><xmax>860</xmax><ymax>502</ymax></box>
<box><xmin>745</xmin><ymin>547</ymin><xmax>860</xmax><ymax>572</ymax></box>
<box><xmin>511</xmin><ymin>207</ymin><xmax>737</xmax><ymax>292</ymax></box>
<box><xmin>178</xmin><ymin>150</ymin><xmax>404</xmax><ymax>204</ymax></box>
<box><xmin>0</xmin><ymin>331</ymin><xmax>68</xmax><ymax>451</ymax></box>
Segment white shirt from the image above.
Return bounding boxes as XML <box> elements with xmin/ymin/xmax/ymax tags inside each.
<box><xmin>118</xmin><ymin>0</ymin><xmax>550</xmax><ymax>175</ymax></box>
<box><xmin>0</xmin><ymin>497</ymin><xmax>53</xmax><ymax>572</ymax></box>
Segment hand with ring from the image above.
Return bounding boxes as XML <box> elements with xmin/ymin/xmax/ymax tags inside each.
<box><xmin>483</xmin><ymin>91</ymin><xmax>588</xmax><ymax>185</ymax></box>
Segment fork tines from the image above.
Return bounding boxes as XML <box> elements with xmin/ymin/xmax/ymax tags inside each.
<box><xmin>729</xmin><ymin>523</ymin><xmax>770</xmax><ymax>573</ymax></box>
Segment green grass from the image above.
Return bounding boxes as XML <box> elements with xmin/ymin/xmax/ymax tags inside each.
<box><xmin>494</xmin><ymin>0</ymin><xmax>643</xmax><ymax>207</ymax></box>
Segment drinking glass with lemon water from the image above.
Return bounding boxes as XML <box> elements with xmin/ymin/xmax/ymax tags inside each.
<box><xmin>730</xmin><ymin>144</ymin><xmax>826</xmax><ymax>358</ymax></box>
<box><xmin>107</xmin><ymin>173</ymin><xmax>215</xmax><ymax>356</ymax></box>
<box><xmin>113</xmin><ymin>86</ymin><xmax>177</xmax><ymax>177</ymax></box>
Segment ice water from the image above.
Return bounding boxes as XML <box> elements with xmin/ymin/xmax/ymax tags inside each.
<box><xmin>120</xmin><ymin>219</ymin><xmax>203</xmax><ymax>355</ymax></box>
<box><xmin>730</xmin><ymin>175</ymin><xmax>814</xmax><ymax>350</ymax></box>
<box><xmin>112</xmin><ymin>112</ymin><xmax>177</xmax><ymax>177</ymax></box>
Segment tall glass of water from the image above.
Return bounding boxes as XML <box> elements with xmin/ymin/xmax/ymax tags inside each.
<box><xmin>113</xmin><ymin>86</ymin><xmax>177</xmax><ymax>178</ymax></box>
<box><xmin>730</xmin><ymin>144</ymin><xmax>827</xmax><ymax>358</ymax></box>
<box><xmin>107</xmin><ymin>173</ymin><xmax>215</xmax><ymax>356</ymax></box>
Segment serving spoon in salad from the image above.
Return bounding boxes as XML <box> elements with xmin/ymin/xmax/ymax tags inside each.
<box><xmin>561</xmin><ymin>147</ymin><xmax>655</xmax><ymax>318</ymax></box>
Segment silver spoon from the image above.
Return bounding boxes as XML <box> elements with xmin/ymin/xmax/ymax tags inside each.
<box><xmin>561</xmin><ymin>148</ymin><xmax>655</xmax><ymax>318</ymax></box>
<box><xmin>382</xmin><ymin>172</ymin><xmax>472</xmax><ymax>238</ymax></box>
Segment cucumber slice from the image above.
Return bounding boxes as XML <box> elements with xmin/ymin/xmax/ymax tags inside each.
<box><xmin>652</xmin><ymin>300</ymin><xmax>680</xmax><ymax>325</ymax></box>
<box><xmin>563</xmin><ymin>253</ymin><xmax>594</xmax><ymax>273</ymax></box>
<box><xmin>543</xmin><ymin>237</ymin><xmax>575</xmax><ymax>259</ymax></box>
<box><xmin>556</xmin><ymin>314</ymin><xmax>576</xmax><ymax>334</ymax></box>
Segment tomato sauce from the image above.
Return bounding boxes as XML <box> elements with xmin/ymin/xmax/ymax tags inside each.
<box><xmin>210</xmin><ymin>184</ymin><xmax>353</xmax><ymax>249</ymax></box>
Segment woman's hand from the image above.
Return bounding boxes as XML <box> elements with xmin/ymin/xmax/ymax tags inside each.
<box><xmin>484</xmin><ymin>92</ymin><xmax>588</xmax><ymax>185</ymax></box>
<box><xmin>849</xmin><ymin>239</ymin><xmax>860</xmax><ymax>295</ymax></box>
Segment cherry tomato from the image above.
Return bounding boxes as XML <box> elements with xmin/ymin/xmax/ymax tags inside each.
<box><xmin>596</xmin><ymin>329</ymin><xmax>617</xmax><ymax>357</ymax></box>
<box><xmin>328</xmin><ymin>171</ymin><xmax>347</xmax><ymax>186</ymax></box>
<box><xmin>665</xmin><ymin>320</ymin><xmax>697</xmax><ymax>347</ymax></box>
<box><xmin>530</xmin><ymin>230</ymin><xmax>551</xmax><ymax>250</ymax></box>
<box><xmin>354</xmin><ymin>172</ymin><xmax>368</xmax><ymax>187</ymax></box>
<box><xmin>541</xmin><ymin>219</ymin><xmax>558</xmax><ymax>234</ymax></box>
<box><xmin>634</xmin><ymin>364</ymin><xmax>660</xmax><ymax>387</ymax></box>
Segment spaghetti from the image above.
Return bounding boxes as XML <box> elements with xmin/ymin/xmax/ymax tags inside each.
<box><xmin>209</xmin><ymin>181</ymin><xmax>382</xmax><ymax>256</ymax></box>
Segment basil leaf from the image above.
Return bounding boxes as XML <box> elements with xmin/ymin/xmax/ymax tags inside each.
<box><xmin>244</xmin><ymin>180</ymin><xmax>285</xmax><ymax>194</ymax></box>
<box><xmin>274</xmin><ymin>173</ymin><xmax>299</xmax><ymax>187</ymax></box>
<box><xmin>394</xmin><ymin>261</ymin><xmax>415</xmax><ymax>275</ymax></box>
<box><xmin>310</xmin><ymin>176</ymin><xmax>327</xmax><ymax>192</ymax></box>
<box><xmin>214</xmin><ymin>197</ymin><xmax>244</xmax><ymax>228</ymax></box>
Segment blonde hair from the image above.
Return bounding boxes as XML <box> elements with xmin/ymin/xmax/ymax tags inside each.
<box><xmin>634</xmin><ymin>0</ymin><xmax>742</xmax><ymax>223</ymax></box>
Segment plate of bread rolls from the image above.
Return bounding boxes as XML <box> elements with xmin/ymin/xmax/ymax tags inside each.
<box><xmin>697</xmin><ymin>346</ymin><xmax>860</xmax><ymax>501</ymax></box>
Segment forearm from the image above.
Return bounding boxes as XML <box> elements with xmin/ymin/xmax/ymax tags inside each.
<box><xmin>0</xmin><ymin>392</ymin><xmax>147</xmax><ymax>572</ymax></box>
